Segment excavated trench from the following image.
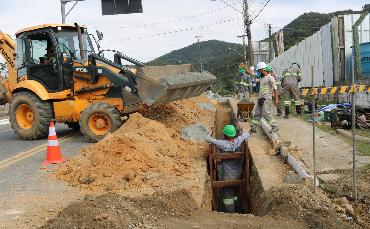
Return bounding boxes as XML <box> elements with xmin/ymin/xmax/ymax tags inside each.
<box><xmin>211</xmin><ymin>100</ymin><xmax>267</xmax><ymax>215</ymax></box>
<box><xmin>40</xmin><ymin>97</ymin><xmax>354</xmax><ymax>228</ymax></box>
<box><xmin>43</xmin><ymin>99</ymin><xmax>281</xmax><ymax>226</ymax></box>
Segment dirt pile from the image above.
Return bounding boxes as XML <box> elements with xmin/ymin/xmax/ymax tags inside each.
<box><xmin>41</xmin><ymin>190</ymin><xmax>198</xmax><ymax>229</ymax></box>
<box><xmin>263</xmin><ymin>181</ymin><xmax>358</xmax><ymax>228</ymax></box>
<box><xmin>141</xmin><ymin>99</ymin><xmax>214</xmax><ymax>131</ymax></box>
<box><xmin>323</xmin><ymin>166</ymin><xmax>370</xmax><ymax>227</ymax></box>
<box><xmin>56</xmin><ymin>113</ymin><xmax>209</xmax><ymax>202</ymax></box>
<box><xmin>56</xmin><ymin>98</ymin><xmax>216</xmax><ymax>211</ymax></box>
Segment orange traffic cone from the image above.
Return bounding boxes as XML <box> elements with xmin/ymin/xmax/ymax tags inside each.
<box><xmin>43</xmin><ymin>121</ymin><xmax>64</xmax><ymax>165</ymax></box>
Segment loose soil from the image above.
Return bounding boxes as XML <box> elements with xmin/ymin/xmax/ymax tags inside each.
<box><xmin>42</xmin><ymin>191</ymin><xmax>306</xmax><ymax>229</ymax></box>
<box><xmin>141</xmin><ymin>99</ymin><xmax>215</xmax><ymax>132</ymax></box>
<box><xmin>262</xmin><ymin>181</ymin><xmax>358</xmax><ymax>229</ymax></box>
<box><xmin>55</xmin><ymin>97</ymin><xmax>215</xmax><ymax>206</ymax></box>
<box><xmin>43</xmin><ymin>97</ymin><xmax>363</xmax><ymax>228</ymax></box>
<box><xmin>322</xmin><ymin>166</ymin><xmax>370</xmax><ymax>227</ymax></box>
<box><xmin>41</xmin><ymin>190</ymin><xmax>198</xmax><ymax>229</ymax></box>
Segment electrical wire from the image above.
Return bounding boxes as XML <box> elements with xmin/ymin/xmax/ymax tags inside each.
<box><xmin>250</xmin><ymin>0</ymin><xmax>271</xmax><ymax>23</ymax></box>
<box><xmin>120</xmin><ymin>17</ymin><xmax>241</xmax><ymax>42</ymax></box>
<box><xmin>92</xmin><ymin>6</ymin><xmax>228</xmax><ymax>30</ymax></box>
<box><xmin>217</xmin><ymin>0</ymin><xmax>243</xmax><ymax>14</ymax></box>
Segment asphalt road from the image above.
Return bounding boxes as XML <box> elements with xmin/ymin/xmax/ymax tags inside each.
<box><xmin>0</xmin><ymin>116</ymin><xmax>94</xmax><ymax>227</ymax></box>
<box><xmin>0</xmin><ymin>116</ymin><xmax>92</xmax><ymax>194</ymax></box>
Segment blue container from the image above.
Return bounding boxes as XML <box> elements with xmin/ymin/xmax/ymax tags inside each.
<box><xmin>360</xmin><ymin>42</ymin><xmax>370</xmax><ymax>77</ymax></box>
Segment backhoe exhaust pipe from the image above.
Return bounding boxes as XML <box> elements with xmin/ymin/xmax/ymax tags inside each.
<box><xmin>74</xmin><ymin>23</ymin><xmax>84</xmax><ymax>60</ymax></box>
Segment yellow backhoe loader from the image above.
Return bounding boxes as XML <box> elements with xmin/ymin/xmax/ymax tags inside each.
<box><xmin>0</xmin><ymin>23</ymin><xmax>215</xmax><ymax>142</ymax></box>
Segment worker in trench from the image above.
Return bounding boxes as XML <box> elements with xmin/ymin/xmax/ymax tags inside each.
<box><xmin>240</xmin><ymin>62</ymin><xmax>279</xmax><ymax>133</ymax></box>
<box><xmin>281</xmin><ymin>63</ymin><xmax>302</xmax><ymax>118</ymax></box>
<box><xmin>205</xmin><ymin>125</ymin><xmax>251</xmax><ymax>213</ymax></box>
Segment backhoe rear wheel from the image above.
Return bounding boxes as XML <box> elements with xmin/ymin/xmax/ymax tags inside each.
<box><xmin>80</xmin><ymin>103</ymin><xmax>123</xmax><ymax>142</ymax></box>
<box><xmin>10</xmin><ymin>92</ymin><xmax>53</xmax><ymax>140</ymax></box>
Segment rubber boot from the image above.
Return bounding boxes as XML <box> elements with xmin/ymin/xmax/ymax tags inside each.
<box><xmin>307</xmin><ymin>101</ymin><xmax>313</xmax><ymax>113</ymax></box>
<box><xmin>277</xmin><ymin>107</ymin><xmax>282</xmax><ymax>116</ymax></box>
<box><xmin>295</xmin><ymin>105</ymin><xmax>302</xmax><ymax>115</ymax></box>
<box><xmin>284</xmin><ymin>106</ymin><xmax>290</xmax><ymax>119</ymax></box>
<box><xmin>224</xmin><ymin>203</ymin><xmax>236</xmax><ymax>213</ymax></box>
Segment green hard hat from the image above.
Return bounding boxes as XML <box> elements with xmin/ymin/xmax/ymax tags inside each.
<box><xmin>223</xmin><ymin>125</ymin><xmax>237</xmax><ymax>137</ymax></box>
<box><xmin>239</xmin><ymin>66</ymin><xmax>245</xmax><ymax>72</ymax></box>
<box><xmin>264</xmin><ymin>65</ymin><xmax>272</xmax><ymax>72</ymax></box>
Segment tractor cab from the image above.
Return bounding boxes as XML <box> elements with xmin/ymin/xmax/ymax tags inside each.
<box><xmin>15</xmin><ymin>24</ymin><xmax>95</xmax><ymax>93</ymax></box>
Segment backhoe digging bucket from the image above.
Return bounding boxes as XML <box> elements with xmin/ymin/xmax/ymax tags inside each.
<box><xmin>136</xmin><ymin>64</ymin><xmax>216</xmax><ymax>106</ymax></box>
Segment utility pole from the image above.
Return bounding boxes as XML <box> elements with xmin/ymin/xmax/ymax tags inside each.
<box><xmin>211</xmin><ymin>0</ymin><xmax>253</xmax><ymax>64</ymax></box>
<box><xmin>195</xmin><ymin>36</ymin><xmax>203</xmax><ymax>72</ymax></box>
<box><xmin>237</xmin><ymin>34</ymin><xmax>247</xmax><ymax>64</ymax></box>
<box><xmin>60</xmin><ymin>0</ymin><xmax>86</xmax><ymax>24</ymax></box>
<box><xmin>243</xmin><ymin>0</ymin><xmax>253</xmax><ymax>65</ymax></box>
<box><xmin>268</xmin><ymin>24</ymin><xmax>273</xmax><ymax>62</ymax></box>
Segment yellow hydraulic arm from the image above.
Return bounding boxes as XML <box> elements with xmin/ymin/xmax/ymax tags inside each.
<box><xmin>0</xmin><ymin>31</ymin><xmax>16</xmax><ymax>104</ymax></box>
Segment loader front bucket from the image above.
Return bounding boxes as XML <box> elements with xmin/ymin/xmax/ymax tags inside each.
<box><xmin>136</xmin><ymin>64</ymin><xmax>216</xmax><ymax>106</ymax></box>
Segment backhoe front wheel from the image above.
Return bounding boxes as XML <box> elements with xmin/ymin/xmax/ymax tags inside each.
<box><xmin>80</xmin><ymin>103</ymin><xmax>123</xmax><ymax>142</ymax></box>
<box><xmin>10</xmin><ymin>92</ymin><xmax>53</xmax><ymax>140</ymax></box>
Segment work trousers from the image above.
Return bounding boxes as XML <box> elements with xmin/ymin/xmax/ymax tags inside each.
<box><xmin>251</xmin><ymin>99</ymin><xmax>277</xmax><ymax>128</ymax></box>
<box><xmin>222</xmin><ymin>174</ymin><xmax>241</xmax><ymax>213</ymax></box>
<box><xmin>283</xmin><ymin>85</ymin><xmax>301</xmax><ymax>106</ymax></box>
<box><xmin>273</xmin><ymin>93</ymin><xmax>282</xmax><ymax>115</ymax></box>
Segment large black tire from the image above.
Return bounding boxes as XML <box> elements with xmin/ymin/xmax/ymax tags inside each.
<box><xmin>10</xmin><ymin>92</ymin><xmax>53</xmax><ymax>140</ymax></box>
<box><xmin>79</xmin><ymin>103</ymin><xmax>123</xmax><ymax>142</ymax></box>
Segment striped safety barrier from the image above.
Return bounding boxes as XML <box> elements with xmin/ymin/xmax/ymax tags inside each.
<box><xmin>302</xmin><ymin>85</ymin><xmax>370</xmax><ymax>96</ymax></box>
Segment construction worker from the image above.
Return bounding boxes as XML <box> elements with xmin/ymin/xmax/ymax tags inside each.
<box><xmin>271</xmin><ymin>70</ymin><xmax>283</xmax><ymax>116</ymax></box>
<box><xmin>234</xmin><ymin>66</ymin><xmax>250</xmax><ymax>101</ymax></box>
<box><xmin>205</xmin><ymin>125</ymin><xmax>251</xmax><ymax>213</ymax></box>
<box><xmin>241</xmin><ymin>62</ymin><xmax>279</xmax><ymax>133</ymax></box>
<box><xmin>44</xmin><ymin>45</ymin><xmax>57</xmax><ymax>64</ymax></box>
<box><xmin>281</xmin><ymin>63</ymin><xmax>302</xmax><ymax>118</ymax></box>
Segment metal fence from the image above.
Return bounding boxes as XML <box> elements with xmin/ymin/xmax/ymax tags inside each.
<box><xmin>269</xmin><ymin>13</ymin><xmax>370</xmax><ymax>88</ymax></box>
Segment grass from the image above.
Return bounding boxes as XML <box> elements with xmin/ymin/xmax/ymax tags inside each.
<box><xmin>298</xmin><ymin>113</ymin><xmax>370</xmax><ymax>156</ymax></box>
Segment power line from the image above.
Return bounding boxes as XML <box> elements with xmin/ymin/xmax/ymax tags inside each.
<box><xmin>120</xmin><ymin>17</ymin><xmax>241</xmax><ymax>42</ymax></box>
<box><xmin>93</xmin><ymin>6</ymin><xmax>228</xmax><ymax>30</ymax></box>
<box><xmin>216</xmin><ymin>0</ymin><xmax>243</xmax><ymax>14</ymax></box>
<box><xmin>250</xmin><ymin>0</ymin><xmax>271</xmax><ymax>23</ymax></box>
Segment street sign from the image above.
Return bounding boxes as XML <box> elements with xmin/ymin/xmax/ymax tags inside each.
<box><xmin>101</xmin><ymin>0</ymin><xmax>143</xmax><ymax>15</ymax></box>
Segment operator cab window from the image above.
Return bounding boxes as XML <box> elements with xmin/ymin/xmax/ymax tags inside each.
<box><xmin>27</xmin><ymin>32</ymin><xmax>59</xmax><ymax>91</ymax></box>
<box><xmin>15</xmin><ymin>36</ymin><xmax>27</xmax><ymax>78</ymax></box>
<box><xmin>28</xmin><ymin>33</ymin><xmax>54</xmax><ymax>65</ymax></box>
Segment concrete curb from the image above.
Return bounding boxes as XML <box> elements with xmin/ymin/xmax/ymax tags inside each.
<box><xmin>260</xmin><ymin>118</ymin><xmax>318</xmax><ymax>185</ymax></box>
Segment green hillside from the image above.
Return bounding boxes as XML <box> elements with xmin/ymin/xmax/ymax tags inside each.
<box><xmin>148</xmin><ymin>40</ymin><xmax>244</xmax><ymax>94</ymax></box>
<box><xmin>149</xmin><ymin>10</ymin><xmax>361</xmax><ymax>94</ymax></box>
<box><xmin>283</xmin><ymin>10</ymin><xmax>361</xmax><ymax>50</ymax></box>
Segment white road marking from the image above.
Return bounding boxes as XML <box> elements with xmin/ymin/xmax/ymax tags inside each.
<box><xmin>0</xmin><ymin>129</ymin><xmax>11</xmax><ymax>134</ymax></box>
<box><xmin>0</xmin><ymin>119</ymin><xmax>10</xmax><ymax>126</ymax></box>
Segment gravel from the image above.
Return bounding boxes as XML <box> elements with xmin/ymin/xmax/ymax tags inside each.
<box><xmin>197</xmin><ymin>103</ymin><xmax>216</xmax><ymax>112</ymax></box>
<box><xmin>181</xmin><ymin>124</ymin><xmax>210</xmax><ymax>141</ymax></box>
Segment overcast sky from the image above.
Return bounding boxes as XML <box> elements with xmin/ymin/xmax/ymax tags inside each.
<box><xmin>0</xmin><ymin>0</ymin><xmax>366</xmax><ymax>62</ymax></box>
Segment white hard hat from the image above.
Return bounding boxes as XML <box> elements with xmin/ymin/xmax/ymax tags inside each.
<box><xmin>250</xmin><ymin>66</ymin><xmax>255</xmax><ymax>71</ymax></box>
<box><xmin>256</xmin><ymin>62</ymin><xmax>267</xmax><ymax>70</ymax></box>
